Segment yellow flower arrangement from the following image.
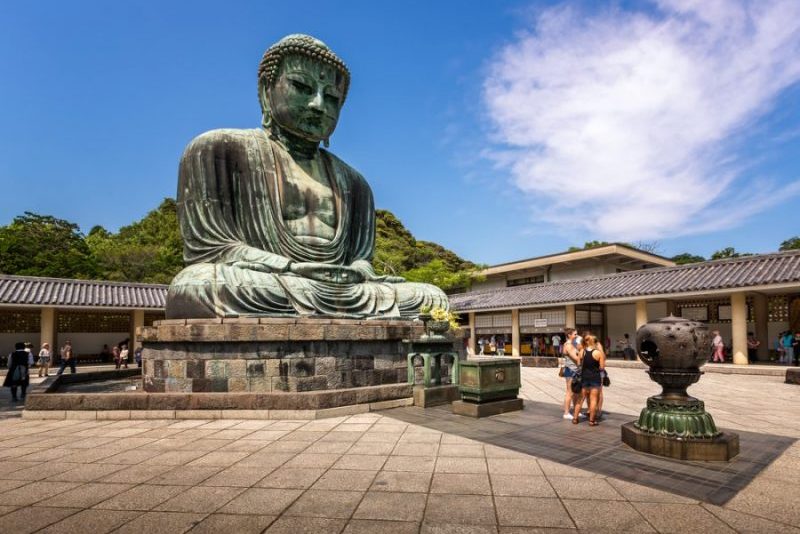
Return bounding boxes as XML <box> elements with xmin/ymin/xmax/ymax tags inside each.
<box><xmin>421</xmin><ymin>306</ymin><xmax>460</xmax><ymax>332</ymax></box>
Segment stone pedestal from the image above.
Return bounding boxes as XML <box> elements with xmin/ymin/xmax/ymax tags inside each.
<box><xmin>452</xmin><ymin>398</ymin><xmax>524</xmax><ymax>418</ymax></box>
<box><xmin>453</xmin><ymin>357</ymin><xmax>522</xmax><ymax>417</ymax></box>
<box><xmin>413</xmin><ymin>384</ymin><xmax>459</xmax><ymax>408</ymax></box>
<box><xmin>138</xmin><ymin>318</ymin><xmax>424</xmax><ymax>407</ymax></box>
<box><xmin>621</xmin><ymin>422</ymin><xmax>739</xmax><ymax>461</ymax></box>
<box><xmin>786</xmin><ymin>368</ymin><xmax>800</xmax><ymax>385</ymax></box>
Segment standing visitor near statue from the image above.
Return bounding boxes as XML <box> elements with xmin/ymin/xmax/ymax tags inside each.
<box><xmin>711</xmin><ymin>330</ymin><xmax>725</xmax><ymax>363</ymax></box>
<box><xmin>573</xmin><ymin>334</ymin><xmax>605</xmax><ymax>426</ymax></box>
<box><xmin>561</xmin><ymin>328</ymin><xmax>580</xmax><ymax>420</ymax></box>
<box><xmin>496</xmin><ymin>335</ymin><xmax>505</xmax><ymax>356</ymax></box>
<box><xmin>37</xmin><ymin>343</ymin><xmax>51</xmax><ymax>377</ymax></box>
<box><xmin>24</xmin><ymin>342</ymin><xmax>34</xmax><ymax>367</ymax></box>
<box><xmin>57</xmin><ymin>340</ymin><xmax>76</xmax><ymax>375</ymax></box>
<box><xmin>792</xmin><ymin>332</ymin><xmax>800</xmax><ymax>366</ymax></box>
<box><xmin>112</xmin><ymin>345</ymin><xmax>121</xmax><ymax>370</ymax></box>
<box><xmin>165</xmin><ymin>34</ymin><xmax>446</xmax><ymax>320</ymax></box>
<box><xmin>551</xmin><ymin>333</ymin><xmax>561</xmax><ymax>356</ymax></box>
<box><xmin>746</xmin><ymin>332</ymin><xmax>760</xmax><ymax>364</ymax></box>
<box><xmin>781</xmin><ymin>331</ymin><xmax>794</xmax><ymax>365</ymax></box>
<box><xmin>4</xmin><ymin>342</ymin><xmax>30</xmax><ymax>402</ymax></box>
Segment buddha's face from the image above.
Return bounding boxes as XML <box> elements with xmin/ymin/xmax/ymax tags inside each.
<box><xmin>268</xmin><ymin>54</ymin><xmax>344</xmax><ymax>143</ymax></box>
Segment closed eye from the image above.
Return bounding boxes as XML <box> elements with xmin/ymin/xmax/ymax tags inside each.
<box><xmin>291</xmin><ymin>80</ymin><xmax>313</xmax><ymax>95</ymax></box>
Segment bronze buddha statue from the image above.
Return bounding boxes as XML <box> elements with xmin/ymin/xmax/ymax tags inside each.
<box><xmin>166</xmin><ymin>34</ymin><xmax>448</xmax><ymax>319</ymax></box>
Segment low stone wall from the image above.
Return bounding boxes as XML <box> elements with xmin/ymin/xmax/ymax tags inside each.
<box><xmin>520</xmin><ymin>356</ymin><xmax>559</xmax><ymax>367</ymax></box>
<box><xmin>24</xmin><ymin>382</ymin><xmax>412</xmax><ymax>412</ymax></box>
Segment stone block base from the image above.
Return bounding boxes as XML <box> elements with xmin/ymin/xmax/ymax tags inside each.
<box><xmin>413</xmin><ymin>385</ymin><xmax>459</xmax><ymax>408</ymax></box>
<box><xmin>26</xmin><ymin>382</ymin><xmax>411</xmax><ymax>412</ymax></box>
<box><xmin>786</xmin><ymin>368</ymin><xmax>800</xmax><ymax>385</ymax></box>
<box><xmin>520</xmin><ymin>356</ymin><xmax>558</xmax><ymax>367</ymax></box>
<box><xmin>138</xmin><ymin>318</ymin><xmax>433</xmax><ymax>393</ymax></box>
<box><xmin>621</xmin><ymin>422</ymin><xmax>740</xmax><ymax>461</ymax></box>
<box><xmin>452</xmin><ymin>398</ymin><xmax>524</xmax><ymax>418</ymax></box>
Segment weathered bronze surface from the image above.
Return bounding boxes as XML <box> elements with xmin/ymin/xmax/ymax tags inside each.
<box><xmin>623</xmin><ymin>316</ymin><xmax>739</xmax><ymax>460</ymax></box>
<box><xmin>458</xmin><ymin>357</ymin><xmax>520</xmax><ymax>404</ymax></box>
<box><xmin>166</xmin><ymin>34</ymin><xmax>447</xmax><ymax>319</ymax></box>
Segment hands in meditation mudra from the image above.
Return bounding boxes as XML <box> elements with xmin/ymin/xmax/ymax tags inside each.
<box><xmin>166</xmin><ymin>34</ymin><xmax>448</xmax><ymax>319</ymax></box>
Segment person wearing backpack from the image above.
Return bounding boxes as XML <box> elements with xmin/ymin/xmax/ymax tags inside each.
<box><xmin>4</xmin><ymin>342</ymin><xmax>30</xmax><ymax>402</ymax></box>
<box><xmin>57</xmin><ymin>340</ymin><xmax>76</xmax><ymax>375</ymax></box>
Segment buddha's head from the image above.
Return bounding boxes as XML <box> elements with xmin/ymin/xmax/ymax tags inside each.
<box><xmin>258</xmin><ymin>34</ymin><xmax>350</xmax><ymax>145</ymax></box>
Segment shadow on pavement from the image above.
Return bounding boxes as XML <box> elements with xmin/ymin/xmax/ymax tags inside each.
<box><xmin>383</xmin><ymin>400</ymin><xmax>795</xmax><ymax>505</ymax></box>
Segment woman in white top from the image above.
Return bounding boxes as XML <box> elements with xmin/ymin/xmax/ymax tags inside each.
<box><xmin>38</xmin><ymin>343</ymin><xmax>52</xmax><ymax>377</ymax></box>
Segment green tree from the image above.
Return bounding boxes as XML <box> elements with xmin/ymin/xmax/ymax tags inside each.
<box><xmin>372</xmin><ymin>209</ymin><xmax>482</xmax><ymax>292</ymax></box>
<box><xmin>567</xmin><ymin>240</ymin><xmax>610</xmax><ymax>252</ymax></box>
<box><xmin>0</xmin><ymin>212</ymin><xmax>98</xmax><ymax>278</ymax></box>
<box><xmin>779</xmin><ymin>236</ymin><xmax>800</xmax><ymax>251</ymax></box>
<box><xmin>403</xmin><ymin>259</ymin><xmax>476</xmax><ymax>292</ymax></box>
<box><xmin>88</xmin><ymin>198</ymin><xmax>184</xmax><ymax>283</ymax></box>
<box><xmin>710</xmin><ymin>247</ymin><xmax>752</xmax><ymax>260</ymax></box>
<box><xmin>670</xmin><ymin>253</ymin><xmax>705</xmax><ymax>265</ymax></box>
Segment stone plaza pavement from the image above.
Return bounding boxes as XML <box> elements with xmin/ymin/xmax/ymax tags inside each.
<box><xmin>0</xmin><ymin>367</ymin><xmax>798</xmax><ymax>533</ymax></box>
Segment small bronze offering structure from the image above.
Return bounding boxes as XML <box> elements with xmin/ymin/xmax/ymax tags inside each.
<box><xmin>452</xmin><ymin>357</ymin><xmax>523</xmax><ymax>418</ymax></box>
<box><xmin>621</xmin><ymin>316</ymin><xmax>739</xmax><ymax>461</ymax></box>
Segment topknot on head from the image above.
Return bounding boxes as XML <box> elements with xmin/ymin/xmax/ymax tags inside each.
<box><xmin>258</xmin><ymin>33</ymin><xmax>350</xmax><ymax>103</ymax></box>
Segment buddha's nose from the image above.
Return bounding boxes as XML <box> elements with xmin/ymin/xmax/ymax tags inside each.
<box><xmin>308</xmin><ymin>91</ymin><xmax>324</xmax><ymax>111</ymax></box>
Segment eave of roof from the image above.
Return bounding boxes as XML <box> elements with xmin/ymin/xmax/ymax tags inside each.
<box><xmin>451</xmin><ymin>250</ymin><xmax>800</xmax><ymax>312</ymax></box>
<box><xmin>0</xmin><ymin>274</ymin><xmax>168</xmax><ymax>309</ymax></box>
<box><xmin>479</xmin><ymin>243</ymin><xmax>675</xmax><ymax>277</ymax></box>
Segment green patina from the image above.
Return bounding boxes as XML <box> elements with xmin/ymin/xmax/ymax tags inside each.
<box><xmin>458</xmin><ymin>358</ymin><xmax>521</xmax><ymax>403</ymax></box>
<box><xmin>165</xmin><ymin>34</ymin><xmax>447</xmax><ymax>319</ymax></box>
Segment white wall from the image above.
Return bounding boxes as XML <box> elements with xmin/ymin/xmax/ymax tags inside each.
<box><xmin>647</xmin><ymin>302</ymin><xmax>668</xmax><ymax>320</ymax></box>
<box><xmin>0</xmin><ymin>333</ymin><xmax>39</xmax><ymax>355</ymax></box>
<box><xmin>56</xmin><ymin>332</ymin><xmax>130</xmax><ymax>356</ymax></box>
<box><xmin>549</xmin><ymin>264</ymin><xmax>608</xmax><ymax>281</ymax></box>
<box><xmin>471</xmin><ymin>277</ymin><xmax>507</xmax><ymax>292</ymax></box>
<box><xmin>606</xmin><ymin>303</ymin><xmax>636</xmax><ymax>351</ymax></box>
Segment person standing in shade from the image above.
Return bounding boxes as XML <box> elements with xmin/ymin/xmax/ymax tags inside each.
<box><xmin>24</xmin><ymin>342</ymin><xmax>35</xmax><ymax>367</ymax></box>
<box><xmin>478</xmin><ymin>337</ymin><xmax>486</xmax><ymax>355</ymax></box>
<box><xmin>711</xmin><ymin>331</ymin><xmax>725</xmax><ymax>363</ymax></box>
<box><xmin>4</xmin><ymin>342</ymin><xmax>30</xmax><ymax>402</ymax></box>
<box><xmin>38</xmin><ymin>342</ymin><xmax>52</xmax><ymax>377</ymax></box>
<box><xmin>496</xmin><ymin>336</ymin><xmax>505</xmax><ymax>356</ymax></box>
<box><xmin>551</xmin><ymin>333</ymin><xmax>561</xmax><ymax>356</ymax></box>
<box><xmin>781</xmin><ymin>331</ymin><xmax>794</xmax><ymax>365</ymax></box>
<box><xmin>57</xmin><ymin>340</ymin><xmax>76</xmax><ymax>375</ymax></box>
<box><xmin>746</xmin><ymin>333</ymin><xmax>760</xmax><ymax>364</ymax></box>
<box><xmin>620</xmin><ymin>333</ymin><xmax>636</xmax><ymax>360</ymax></box>
<box><xmin>112</xmin><ymin>345</ymin><xmax>122</xmax><ymax>370</ymax></box>
<box><xmin>119</xmin><ymin>344</ymin><xmax>130</xmax><ymax>369</ymax></box>
<box><xmin>134</xmin><ymin>347</ymin><xmax>143</xmax><ymax>368</ymax></box>
<box><xmin>792</xmin><ymin>333</ymin><xmax>800</xmax><ymax>366</ymax></box>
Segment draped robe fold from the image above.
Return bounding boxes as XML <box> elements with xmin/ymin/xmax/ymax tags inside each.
<box><xmin>166</xmin><ymin>128</ymin><xmax>448</xmax><ymax>319</ymax></box>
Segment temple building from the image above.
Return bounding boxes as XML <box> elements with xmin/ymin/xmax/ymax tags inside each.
<box><xmin>1</xmin><ymin>245</ymin><xmax>798</xmax><ymax>366</ymax></box>
<box><xmin>450</xmin><ymin>245</ymin><xmax>800</xmax><ymax>364</ymax></box>
<box><xmin>0</xmin><ymin>275</ymin><xmax>165</xmax><ymax>362</ymax></box>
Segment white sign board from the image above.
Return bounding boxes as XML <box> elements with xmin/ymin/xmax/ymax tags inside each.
<box><xmin>533</xmin><ymin>318</ymin><xmax>548</xmax><ymax>328</ymax></box>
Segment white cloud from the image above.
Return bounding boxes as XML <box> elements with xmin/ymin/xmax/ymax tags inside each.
<box><xmin>483</xmin><ymin>0</ymin><xmax>800</xmax><ymax>240</ymax></box>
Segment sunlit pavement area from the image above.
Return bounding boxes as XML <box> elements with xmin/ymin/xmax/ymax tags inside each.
<box><xmin>0</xmin><ymin>367</ymin><xmax>798</xmax><ymax>533</ymax></box>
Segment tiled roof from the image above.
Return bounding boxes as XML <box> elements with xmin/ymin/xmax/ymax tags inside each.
<box><xmin>450</xmin><ymin>251</ymin><xmax>800</xmax><ymax>312</ymax></box>
<box><xmin>0</xmin><ymin>275</ymin><xmax>168</xmax><ymax>309</ymax></box>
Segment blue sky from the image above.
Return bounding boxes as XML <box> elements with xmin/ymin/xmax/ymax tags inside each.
<box><xmin>1</xmin><ymin>0</ymin><xmax>797</xmax><ymax>266</ymax></box>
